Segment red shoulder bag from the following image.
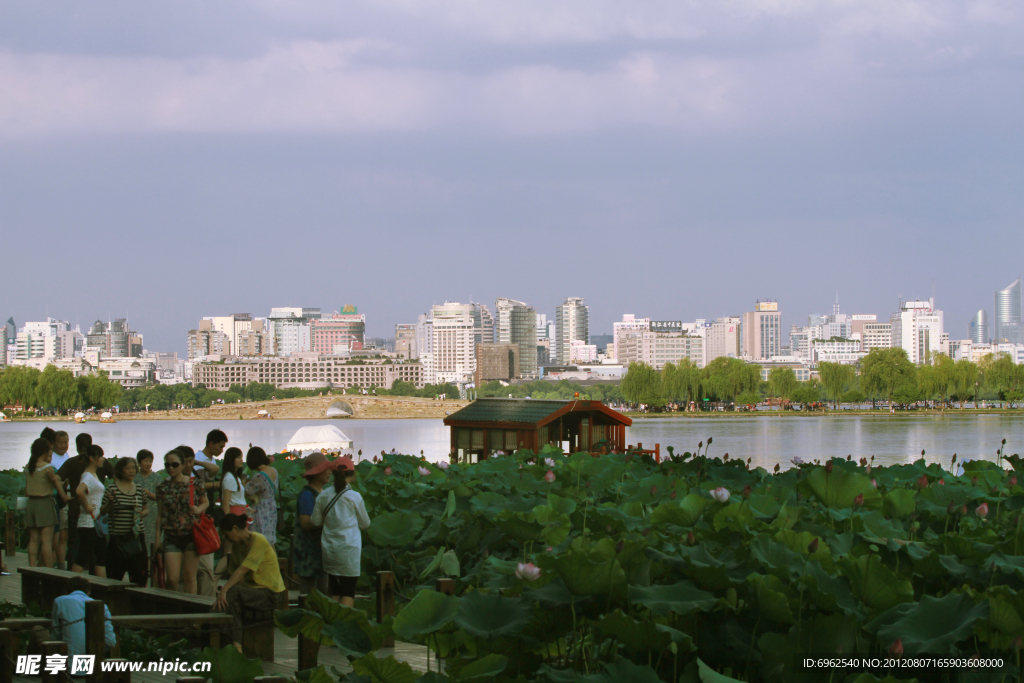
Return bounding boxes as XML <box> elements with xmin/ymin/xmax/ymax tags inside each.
<box><xmin>190</xmin><ymin>475</ymin><xmax>221</xmax><ymax>555</ymax></box>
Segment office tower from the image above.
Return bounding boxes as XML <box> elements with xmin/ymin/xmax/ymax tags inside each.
<box><xmin>395</xmin><ymin>324</ymin><xmax>417</xmax><ymax>359</ymax></box>
<box><xmin>555</xmin><ymin>297</ymin><xmax>589</xmax><ymax>365</ymax></box>
<box><xmin>266</xmin><ymin>307</ymin><xmax>319</xmax><ymax>356</ymax></box>
<box><xmin>470</xmin><ymin>303</ymin><xmax>494</xmax><ymax>347</ymax></box>
<box><xmin>742</xmin><ymin>301</ymin><xmax>782</xmax><ymax>360</ymax></box>
<box><xmin>495</xmin><ymin>298</ymin><xmax>527</xmax><ymax>345</ymax></box>
<box><xmin>86</xmin><ymin>319</ymin><xmax>142</xmax><ymax>358</ymax></box>
<box><xmin>890</xmin><ymin>298</ymin><xmax>944</xmax><ymax>364</ymax></box>
<box><xmin>705</xmin><ymin>317</ymin><xmax>742</xmax><ymax>362</ymax></box>
<box><xmin>969</xmin><ymin>310</ymin><xmax>989</xmax><ymax>345</ymax></box>
<box><xmin>612</xmin><ymin>315</ymin><xmax>650</xmax><ymax>363</ymax></box>
<box><xmin>311</xmin><ymin>306</ymin><xmax>366</xmax><ymax>354</ymax></box>
<box><xmin>995</xmin><ymin>279</ymin><xmax>1021</xmax><ymax>343</ymax></box>
<box><xmin>430</xmin><ymin>302</ymin><xmax>475</xmax><ymax>385</ymax></box>
<box><xmin>509</xmin><ymin>304</ymin><xmax>538</xmax><ymax>376</ymax></box>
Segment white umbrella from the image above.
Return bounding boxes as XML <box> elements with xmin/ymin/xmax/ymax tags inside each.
<box><xmin>101</xmin><ymin>412</ymin><xmax>113</xmax><ymax>419</ymax></box>
<box><xmin>285</xmin><ymin>425</ymin><xmax>353</xmax><ymax>452</ymax></box>
<box><xmin>74</xmin><ymin>412</ymin><xmax>86</xmax><ymax>419</ymax></box>
<box><xmin>257</xmin><ymin>409</ymin><xmax>269</xmax><ymax>416</ymax></box>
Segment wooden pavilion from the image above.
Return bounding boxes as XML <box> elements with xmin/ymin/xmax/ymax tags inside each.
<box><xmin>443</xmin><ymin>398</ymin><xmax>632</xmax><ymax>462</ymax></box>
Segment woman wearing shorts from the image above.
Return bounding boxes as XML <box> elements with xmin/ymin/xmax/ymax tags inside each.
<box><xmin>25</xmin><ymin>438</ymin><xmax>68</xmax><ymax>567</ymax></box>
<box><xmin>71</xmin><ymin>445</ymin><xmax>107</xmax><ymax>577</ymax></box>
<box><xmin>153</xmin><ymin>450</ymin><xmax>208</xmax><ymax>593</ymax></box>
<box><xmin>311</xmin><ymin>456</ymin><xmax>370</xmax><ymax>606</ymax></box>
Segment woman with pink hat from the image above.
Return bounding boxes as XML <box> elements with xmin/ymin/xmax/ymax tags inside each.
<box><xmin>311</xmin><ymin>456</ymin><xmax>370</xmax><ymax>606</ymax></box>
<box><xmin>292</xmin><ymin>453</ymin><xmax>332</xmax><ymax>595</ymax></box>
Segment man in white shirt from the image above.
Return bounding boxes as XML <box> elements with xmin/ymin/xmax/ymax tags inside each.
<box><xmin>50</xmin><ymin>431</ymin><xmax>71</xmax><ymax>569</ymax></box>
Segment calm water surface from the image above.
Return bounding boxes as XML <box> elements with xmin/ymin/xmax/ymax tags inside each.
<box><xmin>1</xmin><ymin>415</ymin><xmax>1021</xmax><ymax>471</ymax></box>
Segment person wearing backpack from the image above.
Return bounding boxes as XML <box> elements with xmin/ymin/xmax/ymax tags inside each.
<box><xmin>311</xmin><ymin>456</ymin><xmax>370</xmax><ymax>607</ymax></box>
<box><xmin>293</xmin><ymin>453</ymin><xmax>332</xmax><ymax>595</ymax></box>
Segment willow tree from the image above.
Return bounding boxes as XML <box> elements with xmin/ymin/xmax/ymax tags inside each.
<box><xmin>818</xmin><ymin>362</ymin><xmax>855</xmax><ymax>409</ymax></box>
<box><xmin>0</xmin><ymin>366</ymin><xmax>41</xmax><ymax>409</ymax></box>
<box><xmin>36</xmin><ymin>365</ymin><xmax>81</xmax><ymax>410</ymax></box>
<box><xmin>662</xmin><ymin>359</ymin><xmax>702</xmax><ymax>405</ymax></box>
<box><xmin>767</xmin><ymin>366</ymin><xmax>797</xmax><ymax>402</ymax></box>
<box><xmin>701</xmin><ymin>357</ymin><xmax>760</xmax><ymax>404</ymax></box>
<box><xmin>860</xmin><ymin>347</ymin><xmax>915</xmax><ymax>412</ymax></box>
<box><xmin>621</xmin><ymin>362</ymin><xmax>665</xmax><ymax>407</ymax></box>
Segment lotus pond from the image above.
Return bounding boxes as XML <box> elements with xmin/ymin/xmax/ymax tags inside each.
<box><xmin>272</xmin><ymin>444</ymin><xmax>1024</xmax><ymax>683</ymax></box>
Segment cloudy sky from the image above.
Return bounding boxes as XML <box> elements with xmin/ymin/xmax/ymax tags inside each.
<box><xmin>2</xmin><ymin>0</ymin><xmax>1022</xmax><ymax>352</ymax></box>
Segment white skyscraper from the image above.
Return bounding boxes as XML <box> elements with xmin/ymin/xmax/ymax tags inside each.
<box><xmin>430</xmin><ymin>302</ymin><xmax>475</xmax><ymax>385</ymax></box>
<box><xmin>891</xmin><ymin>299</ymin><xmax>944</xmax><ymax>365</ymax></box>
<box><xmin>555</xmin><ymin>297</ymin><xmax>589</xmax><ymax>365</ymax></box>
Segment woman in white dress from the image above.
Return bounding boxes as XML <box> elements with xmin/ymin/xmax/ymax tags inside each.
<box><xmin>311</xmin><ymin>456</ymin><xmax>370</xmax><ymax>606</ymax></box>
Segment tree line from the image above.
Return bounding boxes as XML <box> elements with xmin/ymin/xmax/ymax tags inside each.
<box><xmin>619</xmin><ymin>348</ymin><xmax>1024</xmax><ymax>410</ymax></box>
<box><xmin>0</xmin><ymin>365</ymin><xmax>123</xmax><ymax>412</ymax></box>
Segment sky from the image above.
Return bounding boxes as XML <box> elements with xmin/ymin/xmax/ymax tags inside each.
<box><xmin>2</xmin><ymin>0</ymin><xmax>1022</xmax><ymax>354</ymax></box>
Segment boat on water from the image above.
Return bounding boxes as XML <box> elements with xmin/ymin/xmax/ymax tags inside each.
<box><xmin>0</xmin><ymin>413</ymin><xmax>7</xmax><ymax>422</ymax></box>
<box><xmin>99</xmin><ymin>412</ymin><xmax>116</xmax><ymax>424</ymax></box>
<box><xmin>73</xmin><ymin>412</ymin><xmax>87</xmax><ymax>424</ymax></box>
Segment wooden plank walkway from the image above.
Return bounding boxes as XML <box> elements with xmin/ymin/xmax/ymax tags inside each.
<box><xmin>0</xmin><ymin>552</ymin><xmax>434</xmax><ymax>681</ymax></box>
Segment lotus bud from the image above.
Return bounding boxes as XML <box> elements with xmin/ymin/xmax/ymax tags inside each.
<box><xmin>687</xmin><ymin>531</ymin><xmax>695</xmax><ymax>545</ymax></box>
<box><xmin>438</xmin><ymin>461</ymin><xmax>449</xmax><ymax>469</ymax></box>
<box><xmin>866</xmin><ymin>465</ymin><xmax>872</xmax><ymax>475</ymax></box>
<box><xmin>742</xmin><ymin>484</ymin><xmax>751</xmax><ymax>500</ymax></box>
<box><xmin>515</xmin><ymin>562</ymin><xmax>542</xmax><ymax>581</ymax></box>
<box><xmin>711</xmin><ymin>487</ymin><xmax>730</xmax><ymax>503</ymax></box>
<box><xmin>888</xmin><ymin>638</ymin><xmax>903</xmax><ymax>655</ymax></box>
<box><xmin>937</xmin><ymin>478</ymin><xmax>944</xmax><ymax>485</ymax></box>
<box><xmin>724</xmin><ymin>454</ymin><xmax>729</xmax><ymax>461</ymax></box>
<box><xmin>384</xmin><ymin>467</ymin><xmax>393</xmax><ymax>475</ymax></box>
<box><xmin>585</xmin><ymin>481</ymin><xmax>591</xmax><ymax>488</ymax></box>
<box><xmin>1004</xmin><ymin>438</ymin><xmax>1008</xmax><ymax>445</ymax></box>
<box><xmin>671</xmin><ymin>491</ymin><xmax>677</xmax><ymax>500</ymax></box>
<box><xmin>544</xmin><ymin>470</ymin><xmax>556</xmax><ymax>483</ymax></box>
<box><xmin>922</xmin><ymin>449</ymin><xmax>926</xmax><ymax>456</ymax></box>
<box><xmin>774</xmin><ymin>463</ymin><xmax>780</xmax><ymax>473</ymax></box>
<box><xmin>871</xmin><ymin>479</ymin><xmax>877</xmax><ymax>488</ymax></box>
<box><xmin>917</xmin><ymin>475</ymin><xmax>929</xmax><ymax>490</ymax></box>
<box><xmin>911</xmin><ymin>521</ymin><xmax>920</xmax><ymax>531</ymax></box>
<box><xmin>699</xmin><ymin>441</ymin><xmax>703</xmax><ymax>449</ymax></box>
<box><xmin>847</xmin><ymin>455</ymin><xmax>851</xmax><ymax>461</ymax></box>
<box><xmin>1011</xmin><ymin>476</ymin><xmax>1018</xmax><ymax>488</ymax></box>
<box><xmin>947</xmin><ymin>502</ymin><xmax>956</xmax><ymax>514</ymax></box>
<box><xmin>807</xmin><ymin>538</ymin><xmax>819</xmax><ymax>554</ymax></box>
<box><xmin>615</xmin><ymin>539</ymin><xmax>624</xmax><ymax>553</ymax></box>
<box><xmin>708</xmin><ymin>437</ymin><xmax>713</xmax><ymax>445</ymax></box>
<box><xmin>418</xmin><ymin>466</ymin><xmax>431</xmax><ymax>476</ymax></box>
<box><xmin>976</xmin><ymin>502</ymin><xmax>989</xmax><ymax>518</ymax></box>
<box><xmin>952</xmin><ymin>454</ymin><xmax>958</xmax><ymax>464</ymax></box>
<box><xmin>853</xmin><ymin>493</ymin><xmax>864</xmax><ymax>508</ymax></box>
<box><xmin>960</xmin><ymin>504</ymin><xmax>968</xmax><ymax>515</ymax></box>
<box><xmin>825</xmin><ymin>461</ymin><xmax>834</xmax><ymax>474</ymax></box>
<box><xmin>746</xmin><ymin>457</ymin><xmax>751</xmax><ymax>466</ymax></box>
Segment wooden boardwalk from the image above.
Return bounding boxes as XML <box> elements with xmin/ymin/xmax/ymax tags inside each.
<box><xmin>1</xmin><ymin>552</ymin><xmax>433</xmax><ymax>681</ymax></box>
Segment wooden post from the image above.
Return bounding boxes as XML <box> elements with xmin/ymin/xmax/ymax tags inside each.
<box><xmin>375</xmin><ymin>571</ymin><xmax>395</xmax><ymax>647</ymax></box>
<box><xmin>0</xmin><ymin>628</ymin><xmax>17</xmax><ymax>683</ymax></box>
<box><xmin>41</xmin><ymin>641</ymin><xmax>69</xmax><ymax>683</ymax></box>
<box><xmin>655</xmin><ymin>443</ymin><xmax>660</xmax><ymax>464</ymax></box>
<box><xmin>435</xmin><ymin>579</ymin><xmax>455</xmax><ymax>596</ymax></box>
<box><xmin>296</xmin><ymin>594</ymin><xmax>319</xmax><ymax>674</ymax></box>
<box><xmin>5</xmin><ymin>511</ymin><xmax>15</xmax><ymax>556</ymax></box>
<box><xmin>85</xmin><ymin>600</ymin><xmax>106</xmax><ymax>683</ymax></box>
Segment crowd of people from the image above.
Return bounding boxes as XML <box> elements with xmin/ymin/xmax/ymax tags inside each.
<box><xmin>22</xmin><ymin>427</ymin><xmax>372</xmax><ymax>654</ymax></box>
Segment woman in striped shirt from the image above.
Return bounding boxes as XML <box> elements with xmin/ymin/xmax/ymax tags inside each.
<box><xmin>101</xmin><ymin>457</ymin><xmax>149</xmax><ymax>585</ymax></box>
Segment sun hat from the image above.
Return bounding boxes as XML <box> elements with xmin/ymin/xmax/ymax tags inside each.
<box><xmin>304</xmin><ymin>454</ymin><xmax>356</xmax><ymax>478</ymax></box>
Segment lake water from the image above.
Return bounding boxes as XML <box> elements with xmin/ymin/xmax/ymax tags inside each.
<box><xmin>2</xmin><ymin>414</ymin><xmax>1022</xmax><ymax>472</ymax></box>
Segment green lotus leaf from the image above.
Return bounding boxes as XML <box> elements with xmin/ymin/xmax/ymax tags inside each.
<box><xmin>977</xmin><ymin>588</ymin><xmax>1024</xmax><ymax>649</ymax></box>
<box><xmin>773</xmin><ymin>529</ymin><xmax>831</xmax><ymax>563</ymax></box>
<box><xmin>496</xmin><ymin>511</ymin><xmax>545</xmax><ymax>543</ymax></box>
<box><xmin>454</xmin><ymin>654</ymin><xmax>508</xmax><ymax>682</ymax></box>
<box><xmin>552</xmin><ymin>540</ymin><xmax>626</xmax><ymax>597</ymax></box>
<box><xmin>882</xmin><ymin>489</ymin><xmax>917</xmax><ymax>518</ymax></box>
<box><xmin>696</xmin><ymin>658</ymin><xmax>745</xmax><ymax>683</ymax></box>
<box><xmin>628</xmin><ymin>580</ymin><xmax>717</xmax><ymax>617</ymax></box>
<box><xmin>391</xmin><ymin>590</ymin><xmax>460</xmax><ymax>641</ymax></box>
<box><xmin>469</xmin><ymin>491</ymin><xmax>508</xmax><ymax>518</ymax></box>
<box><xmin>769</xmin><ymin>503</ymin><xmax>804</xmax><ymax>531</ymax></box>
<box><xmin>747</xmin><ymin>573</ymin><xmax>795</xmax><ymax>624</ymax></box>
<box><xmin>321</xmin><ymin>620</ymin><xmax>372</xmax><ymax>659</ymax></box>
<box><xmin>296</xmin><ymin>665</ymin><xmax>335</xmax><ymax>683</ymax></box>
<box><xmin>876</xmin><ymin>592</ymin><xmax>990</xmax><ymax>655</ymax></box>
<box><xmin>803</xmin><ymin>561</ymin><xmax>863</xmax><ymax>616</ymax></box>
<box><xmin>351</xmin><ymin>653</ymin><xmax>418</xmax><ymax>683</ymax></box>
<box><xmin>854</xmin><ymin>510</ymin><xmax>908</xmax><ymax>541</ymax></box>
<box><xmin>712</xmin><ymin>502</ymin><xmax>756</xmax><ymax>534</ymax></box>
<box><xmin>534</xmin><ymin>505</ymin><xmax>572</xmax><ymax>546</ymax></box>
<box><xmin>747</xmin><ymin>535</ymin><xmax>803</xmax><ymax>577</ymax></box>
<box><xmin>745</xmin><ymin>494</ymin><xmax>781</xmax><ymax>519</ymax></box>
<box><xmin>196</xmin><ymin>644</ymin><xmax>264</xmax><ymax>683</ymax></box>
<box><xmin>651</xmin><ymin>494</ymin><xmax>709</xmax><ymax>528</ymax></box>
<box><xmin>546</xmin><ymin>492</ymin><xmax>577</xmax><ymax>515</ymax></box>
<box><xmin>420</xmin><ymin>547</ymin><xmax>446</xmax><ymax>579</ymax></box>
<box><xmin>443</xmin><ymin>490</ymin><xmax>457</xmax><ymax>519</ymax></box>
<box><xmin>589</xmin><ymin>658</ymin><xmax>663</xmax><ymax>683</ymax></box>
<box><xmin>523</xmin><ymin>577</ymin><xmax>586</xmax><ymax>607</ymax></box>
<box><xmin>454</xmin><ymin>590</ymin><xmax>534</xmax><ymax>639</ymax></box>
<box><xmin>274</xmin><ymin>608</ymin><xmax>329</xmax><ymax>645</ymax></box>
<box><xmin>415</xmin><ymin>674</ymin><xmax>451</xmax><ymax>683</ymax></box>
<box><xmin>440</xmin><ymin>550</ymin><xmax>461</xmax><ymax>577</ymax></box>
<box><xmin>655</xmin><ymin>623</ymin><xmax>695</xmax><ymax>652</ymax></box>
<box><xmin>368</xmin><ymin>510</ymin><xmax>425</xmax><ymax>547</ymax></box>
<box><xmin>839</xmin><ymin>554</ymin><xmax>914</xmax><ymax>612</ymax></box>
<box><xmin>800</xmin><ymin>466</ymin><xmax>881</xmax><ymax>509</ymax></box>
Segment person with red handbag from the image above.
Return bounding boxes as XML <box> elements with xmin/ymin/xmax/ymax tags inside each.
<box><xmin>153</xmin><ymin>450</ymin><xmax>208</xmax><ymax>593</ymax></box>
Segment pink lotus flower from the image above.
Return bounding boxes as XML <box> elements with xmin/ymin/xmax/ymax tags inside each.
<box><xmin>976</xmin><ymin>502</ymin><xmax>989</xmax><ymax>518</ymax></box>
<box><xmin>516</xmin><ymin>562</ymin><xmax>541</xmax><ymax>581</ymax></box>
<box><xmin>418</xmin><ymin>466</ymin><xmax>431</xmax><ymax>476</ymax></box>
<box><xmin>545</xmin><ymin>458</ymin><xmax>555</xmax><ymax>466</ymax></box>
<box><xmin>711</xmin><ymin>487</ymin><xmax>730</xmax><ymax>503</ymax></box>
<box><xmin>544</xmin><ymin>470</ymin><xmax>556</xmax><ymax>483</ymax></box>
<box><xmin>437</xmin><ymin>461</ymin><xmax>449</xmax><ymax>469</ymax></box>
<box><xmin>871</xmin><ymin>479</ymin><xmax>877</xmax><ymax>488</ymax></box>
<box><xmin>938</xmin><ymin>478</ymin><xmax>945</xmax><ymax>485</ymax></box>
<box><xmin>888</xmin><ymin>638</ymin><xmax>903</xmax><ymax>656</ymax></box>
<box><xmin>853</xmin><ymin>493</ymin><xmax>864</xmax><ymax>507</ymax></box>
<box><xmin>384</xmin><ymin>467</ymin><xmax>392</xmax><ymax>475</ymax></box>
<box><xmin>791</xmin><ymin>457</ymin><xmax>804</xmax><ymax>466</ymax></box>
<box><xmin>1011</xmin><ymin>476</ymin><xmax>1018</xmax><ymax>488</ymax></box>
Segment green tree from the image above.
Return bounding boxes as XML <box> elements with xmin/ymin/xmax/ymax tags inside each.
<box><xmin>661</xmin><ymin>359</ymin><xmax>702</xmax><ymax>404</ymax></box>
<box><xmin>36</xmin><ymin>365</ymin><xmax>81</xmax><ymax>410</ymax></box>
<box><xmin>767</xmin><ymin>367</ymin><xmax>797</xmax><ymax>403</ymax></box>
<box><xmin>817</xmin><ymin>362</ymin><xmax>855</xmax><ymax>409</ymax></box>
<box><xmin>0</xmin><ymin>366</ymin><xmax>42</xmax><ymax>408</ymax></box>
<box><xmin>950</xmin><ymin>358</ymin><xmax>980</xmax><ymax>409</ymax></box>
<box><xmin>860</xmin><ymin>347</ymin><xmax>916</xmax><ymax>412</ymax></box>
<box><xmin>621</xmin><ymin>362</ymin><xmax>665</xmax><ymax>407</ymax></box>
<box><xmin>790</xmin><ymin>381</ymin><xmax>822</xmax><ymax>408</ymax></box>
<box><xmin>841</xmin><ymin>389</ymin><xmax>866</xmax><ymax>405</ymax></box>
<box><xmin>700</xmin><ymin>357</ymin><xmax>760</xmax><ymax>404</ymax></box>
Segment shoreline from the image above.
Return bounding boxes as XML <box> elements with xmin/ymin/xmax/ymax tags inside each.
<box><xmin>625</xmin><ymin>408</ymin><xmax>1024</xmax><ymax>418</ymax></box>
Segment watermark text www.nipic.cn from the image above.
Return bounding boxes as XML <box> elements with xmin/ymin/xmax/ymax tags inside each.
<box><xmin>16</xmin><ymin>655</ymin><xmax>213</xmax><ymax>676</ymax></box>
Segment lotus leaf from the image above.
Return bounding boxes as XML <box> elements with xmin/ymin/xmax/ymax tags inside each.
<box><xmin>712</xmin><ymin>502</ymin><xmax>756</xmax><ymax>534</ymax></box>
<box><xmin>351</xmin><ymin>653</ymin><xmax>418</xmax><ymax>683</ymax></box>
<box><xmin>534</xmin><ymin>505</ymin><xmax>572</xmax><ymax>546</ymax></box>
<box><xmin>745</xmin><ymin>494</ymin><xmax>781</xmax><ymax>519</ymax></box>
<box><xmin>496</xmin><ymin>511</ymin><xmax>545</xmax><ymax>542</ymax></box>
<box><xmin>523</xmin><ymin>577</ymin><xmax>587</xmax><ymax>607</ymax></box>
<box><xmin>392</xmin><ymin>590</ymin><xmax>460</xmax><ymax>641</ymax></box>
<box><xmin>547</xmin><ymin>492</ymin><xmax>577</xmax><ymax>515</ymax></box>
<box><xmin>629</xmin><ymin>580</ymin><xmax>717</xmax><ymax>616</ymax></box>
<box><xmin>746</xmin><ymin>573</ymin><xmax>795</xmax><ymax>624</ymax></box>
<box><xmin>196</xmin><ymin>645</ymin><xmax>264</xmax><ymax>683</ymax></box>
<box><xmin>854</xmin><ymin>510</ymin><xmax>908</xmax><ymax>541</ymax></box>
<box><xmin>595</xmin><ymin>610</ymin><xmax>669</xmax><ymax>655</ymax></box>
<box><xmin>800</xmin><ymin>466</ymin><xmax>881</xmax><ymax>509</ymax></box>
<box><xmin>275</xmin><ymin>608</ymin><xmax>332</xmax><ymax>645</ymax></box>
<box><xmin>321</xmin><ymin>620</ymin><xmax>372</xmax><ymax>659</ymax></box>
<box><xmin>876</xmin><ymin>592</ymin><xmax>990</xmax><ymax>654</ymax></box>
<box><xmin>454</xmin><ymin>590</ymin><xmax>533</xmax><ymax>639</ymax></box>
<box><xmin>651</xmin><ymin>495</ymin><xmax>709</xmax><ymax>528</ymax></box>
<box><xmin>453</xmin><ymin>654</ymin><xmax>508</xmax><ymax>681</ymax></box>
<box><xmin>882</xmin><ymin>489</ymin><xmax>917</xmax><ymax>518</ymax></box>
<box><xmin>369</xmin><ymin>510</ymin><xmax>425</xmax><ymax>547</ymax></box>
<box><xmin>296</xmin><ymin>665</ymin><xmax>335</xmax><ymax>683</ymax></box>
<box><xmin>696</xmin><ymin>658</ymin><xmax>745</xmax><ymax>682</ymax></box>
<box><xmin>420</xmin><ymin>547</ymin><xmax>446</xmax><ymax>579</ymax></box>
<box><xmin>839</xmin><ymin>554</ymin><xmax>914</xmax><ymax>612</ymax></box>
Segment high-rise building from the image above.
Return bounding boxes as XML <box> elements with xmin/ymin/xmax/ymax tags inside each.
<box><xmin>995</xmin><ymin>279</ymin><xmax>1021</xmax><ymax>344</ymax></box>
<box><xmin>395</xmin><ymin>324</ymin><xmax>417</xmax><ymax>359</ymax></box>
<box><xmin>969</xmin><ymin>310</ymin><xmax>989</xmax><ymax>345</ymax></box>
<box><xmin>612</xmin><ymin>315</ymin><xmax>650</xmax><ymax>363</ymax></box>
<box><xmin>470</xmin><ymin>303</ymin><xmax>494</xmax><ymax>348</ymax></box>
<box><xmin>474</xmin><ymin>343</ymin><xmax>521</xmax><ymax>386</ymax></box>
<box><xmin>618</xmin><ymin>330</ymin><xmax>704</xmax><ymax>370</ymax></box>
<box><xmin>311</xmin><ymin>306</ymin><xmax>366</xmax><ymax>354</ymax></box>
<box><xmin>187</xmin><ymin>320</ymin><xmax>234</xmax><ymax>359</ymax></box>
<box><xmin>86</xmin><ymin>319</ymin><xmax>141</xmax><ymax>358</ymax></box>
<box><xmin>890</xmin><ymin>299</ymin><xmax>944</xmax><ymax>364</ymax></box>
<box><xmin>555</xmin><ymin>297</ymin><xmax>589</xmax><ymax>365</ymax></box>
<box><xmin>509</xmin><ymin>304</ymin><xmax>538</xmax><ymax>376</ymax></box>
<box><xmin>742</xmin><ymin>300</ymin><xmax>781</xmax><ymax>360</ymax></box>
<box><xmin>266</xmin><ymin>307</ymin><xmax>319</xmax><ymax>356</ymax></box>
<box><xmin>705</xmin><ymin>317</ymin><xmax>741</xmax><ymax>363</ymax></box>
<box><xmin>861</xmin><ymin>322</ymin><xmax>893</xmax><ymax>350</ymax></box>
<box><xmin>494</xmin><ymin>298</ymin><xmax>527</xmax><ymax>345</ymax></box>
<box><xmin>430</xmin><ymin>302</ymin><xmax>476</xmax><ymax>385</ymax></box>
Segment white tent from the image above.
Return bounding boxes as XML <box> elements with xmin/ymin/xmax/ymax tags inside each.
<box><xmin>285</xmin><ymin>425</ymin><xmax>353</xmax><ymax>452</ymax></box>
